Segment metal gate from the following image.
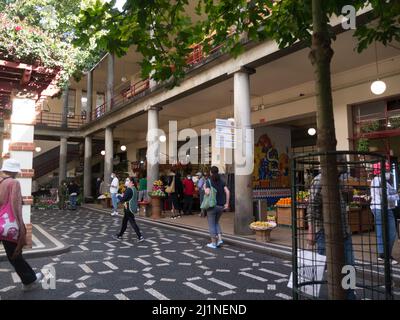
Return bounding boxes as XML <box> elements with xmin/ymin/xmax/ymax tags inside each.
<box><xmin>290</xmin><ymin>151</ymin><xmax>394</xmax><ymax>300</ymax></box>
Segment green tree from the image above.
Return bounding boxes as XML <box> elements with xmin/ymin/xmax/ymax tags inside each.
<box><xmin>75</xmin><ymin>0</ymin><xmax>400</xmax><ymax>299</ymax></box>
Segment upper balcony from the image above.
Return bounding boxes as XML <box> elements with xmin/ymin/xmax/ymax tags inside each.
<box><xmin>36</xmin><ymin>34</ymin><xmax>232</xmax><ymax>130</ymax></box>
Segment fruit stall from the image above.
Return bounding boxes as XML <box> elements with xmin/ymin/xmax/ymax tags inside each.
<box><xmin>275</xmin><ymin>191</ymin><xmax>309</xmax><ymax>229</ymax></box>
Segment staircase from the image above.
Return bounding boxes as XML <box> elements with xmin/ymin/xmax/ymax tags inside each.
<box><xmin>33</xmin><ymin>144</ymin><xmax>80</xmax><ymax>179</ymax></box>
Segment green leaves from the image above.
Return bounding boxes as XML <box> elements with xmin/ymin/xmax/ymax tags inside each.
<box><xmin>71</xmin><ymin>0</ymin><xmax>400</xmax><ymax>87</ymax></box>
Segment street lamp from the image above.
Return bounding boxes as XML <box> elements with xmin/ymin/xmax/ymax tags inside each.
<box><xmin>101</xmin><ymin>150</ymin><xmax>105</xmax><ymax>156</ymax></box>
<box><xmin>120</xmin><ymin>145</ymin><xmax>127</xmax><ymax>151</ymax></box>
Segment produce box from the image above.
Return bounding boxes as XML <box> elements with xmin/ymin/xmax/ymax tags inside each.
<box><xmin>276</xmin><ymin>206</ymin><xmax>307</xmax><ymax>229</ymax></box>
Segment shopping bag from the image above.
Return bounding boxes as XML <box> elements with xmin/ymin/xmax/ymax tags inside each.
<box><xmin>287</xmin><ymin>249</ymin><xmax>326</xmax><ymax>298</ymax></box>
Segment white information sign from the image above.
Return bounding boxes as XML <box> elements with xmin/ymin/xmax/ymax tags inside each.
<box><xmin>215</xmin><ymin>118</ymin><xmax>235</xmax><ymax>149</ymax></box>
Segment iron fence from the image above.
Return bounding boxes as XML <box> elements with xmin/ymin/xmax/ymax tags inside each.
<box><xmin>291</xmin><ymin>151</ymin><xmax>394</xmax><ymax>300</ymax></box>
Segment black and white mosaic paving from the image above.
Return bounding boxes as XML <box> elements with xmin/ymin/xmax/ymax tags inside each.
<box><xmin>0</xmin><ymin>209</ymin><xmax>304</xmax><ymax>300</ymax></box>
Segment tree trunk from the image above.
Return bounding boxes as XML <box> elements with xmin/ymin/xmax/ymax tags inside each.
<box><xmin>310</xmin><ymin>0</ymin><xmax>346</xmax><ymax>300</ymax></box>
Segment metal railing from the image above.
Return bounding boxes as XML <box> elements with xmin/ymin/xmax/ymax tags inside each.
<box><xmin>36</xmin><ymin>112</ymin><xmax>88</xmax><ymax>129</ymax></box>
<box><xmin>91</xmin><ymin>78</ymin><xmax>150</xmax><ymax>121</ymax></box>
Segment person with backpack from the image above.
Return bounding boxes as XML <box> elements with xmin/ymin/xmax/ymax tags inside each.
<box><xmin>203</xmin><ymin>166</ymin><xmax>230</xmax><ymax>249</ymax></box>
<box><xmin>113</xmin><ymin>177</ymin><xmax>144</xmax><ymax>242</ymax></box>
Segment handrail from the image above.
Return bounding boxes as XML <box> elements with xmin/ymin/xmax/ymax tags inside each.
<box><xmin>36</xmin><ymin>112</ymin><xmax>88</xmax><ymax>129</ymax></box>
<box><xmin>91</xmin><ymin>78</ymin><xmax>150</xmax><ymax>121</ymax></box>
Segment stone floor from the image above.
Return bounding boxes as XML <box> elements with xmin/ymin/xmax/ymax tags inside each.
<box><xmin>86</xmin><ymin>203</ymin><xmax>400</xmax><ymax>262</ymax></box>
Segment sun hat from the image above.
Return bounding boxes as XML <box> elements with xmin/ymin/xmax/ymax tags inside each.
<box><xmin>1</xmin><ymin>158</ymin><xmax>22</xmax><ymax>173</ymax></box>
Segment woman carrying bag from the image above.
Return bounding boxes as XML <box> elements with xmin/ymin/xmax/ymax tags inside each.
<box><xmin>0</xmin><ymin>159</ymin><xmax>43</xmax><ymax>290</ymax></box>
<box><xmin>202</xmin><ymin>166</ymin><xmax>230</xmax><ymax>249</ymax></box>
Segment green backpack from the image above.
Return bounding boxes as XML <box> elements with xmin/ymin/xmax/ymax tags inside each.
<box><xmin>128</xmin><ymin>186</ymin><xmax>138</xmax><ymax>214</ymax></box>
<box><xmin>200</xmin><ymin>179</ymin><xmax>217</xmax><ymax>210</ymax></box>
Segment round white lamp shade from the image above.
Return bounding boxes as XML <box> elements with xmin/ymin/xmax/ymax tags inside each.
<box><xmin>370</xmin><ymin>80</ymin><xmax>387</xmax><ymax>95</ymax></box>
<box><xmin>308</xmin><ymin>128</ymin><xmax>317</xmax><ymax>136</ymax></box>
<box><xmin>120</xmin><ymin>145</ymin><xmax>127</xmax><ymax>151</ymax></box>
<box><xmin>101</xmin><ymin>150</ymin><xmax>106</xmax><ymax>156</ymax></box>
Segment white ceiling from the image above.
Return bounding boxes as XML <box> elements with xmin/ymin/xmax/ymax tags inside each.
<box><xmin>101</xmin><ymin>29</ymin><xmax>400</xmax><ymax>140</ymax></box>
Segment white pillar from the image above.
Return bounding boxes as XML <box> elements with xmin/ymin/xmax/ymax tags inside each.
<box><xmin>84</xmin><ymin>136</ymin><xmax>92</xmax><ymax>200</ymax></box>
<box><xmin>104</xmin><ymin>127</ymin><xmax>113</xmax><ymax>187</ymax></box>
<box><xmin>147</xmin><ymin>107</ymin><xmax>160</xmax><ymax>191</ymax></box>
<box><xmin>9</xmin><ymin>97</ymin><xmax>36</xmax><ymax>247</ymax></box>
<box><xmin>61</xmin><ymin>88</ymin><xmax>68</xmax><ymax>128</ymax></box>
<box><xmin>59</xmin><ymin>137</ymin><xmax>67</xmax><ymax>185</ymax></box>
<box><xmin>234</xmin><ymin>68</ymin><xmax>255</xmax><ymax>235</ymax></box>
<box><xmin>106</xmin><ymin>54</ymin><xmax>115</xmax><ymax>112</ymax></box>
<box><xmin>87</xmin><ymin>71</ymin><xmax>94</xmax><ymax>120</ymax></box>
<box><xmin>76</xmin><ymin>89</ymin><xmax>82</xmax><ymax>116</ymax></box>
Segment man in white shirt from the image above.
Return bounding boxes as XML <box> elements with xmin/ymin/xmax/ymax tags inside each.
<box><xmin>110</xmin><ymin>172</ymin><xmax>119</xmax><ymax>216</ymax></box>
<box><xmin>370</xmin><ymin>162</ymin><xmax>399</xmax><ymax>265</ymax></box>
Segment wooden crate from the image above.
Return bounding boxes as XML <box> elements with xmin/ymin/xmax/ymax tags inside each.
<box><xmin>347</xmin><ymin>206</ymin><xmax>374</xmax><ymax>233</ymax></box>
<box><xmin>276</xmin><ymin>206</ymin><xmax>307</xmax><ymax>229</ymax></box>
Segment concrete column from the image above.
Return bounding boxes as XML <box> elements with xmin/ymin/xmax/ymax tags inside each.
<box><xmin>87</xmin><ymin>71</ymin><xmax>93</xmax><ymax>120</ymax></box>
<box><xmin>76</xmin><ymin>89</ymin><xmax>82</xmax><ymax>116</ymax></box>
<box><xmin>233</xmin><ymin>68</ymin><xmax>255</xmax><ymax>235</ymax></box>
<box><xmin>61</xmin><ymin>88</ymin><xmax>68</xmax><ymax>128</ymax></box>
<box><xmin>84</xmin><ymin>136</ymin><xmax>92</xmax><ymax>200</ymax></box>
<box><xmin>9</xmin><ymin>98</ymin><xmax>36</xmax><ymax>247</ymax></box>
<box><xmin>104</xmin><ymin>127</ymin><xmax>113</xmax><ymax>187</ymax></box>
<box><xmin>59</xmin><ymin>137</ymin><xmax>67</xmax><ymax>185</ymax></box>
<box><xmin>147</xmin><ymin>107</ymin><xmax>160</xmax><ymax>192</ymax></box>
<box><xmin>106</xmin><ymin>54</ymin><xmax>115</xmax><ymax>112</ymax></box>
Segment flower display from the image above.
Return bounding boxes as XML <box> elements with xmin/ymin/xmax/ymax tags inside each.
<box><xmin>0</xmin><ymin>13</ymin><xmax>99</xmax><ymax>90</ymax></box>
<box><xmin>148</xmin><ymin>180</ymin><xmax>165</xmax><ymax>197</ymax></box>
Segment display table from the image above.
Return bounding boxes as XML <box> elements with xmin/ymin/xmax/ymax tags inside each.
<box><xmin>276</xmin><ymin>205</ymin><xmax>307</xmax><ymax>229</ymax></box>
<box><xmin>347</xmin><ymin>205</ymin><xmax>374</xmax><ymax>234</ymax></box>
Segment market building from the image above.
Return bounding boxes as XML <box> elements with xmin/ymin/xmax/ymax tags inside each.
<box><xmin>9</xmin><ymin>9</ymin><xmax>400</xmax><ymax>242</ymax></box>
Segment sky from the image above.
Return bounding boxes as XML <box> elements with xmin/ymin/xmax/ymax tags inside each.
<box><xmin>106</xmin><ymin>0</ymin><xmax>126</xmax><ymax>11</ymax></box>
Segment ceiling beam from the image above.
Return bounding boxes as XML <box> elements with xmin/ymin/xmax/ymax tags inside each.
<box><xmin>20</xmin><ymin>69</ymin><xmax>32</xmax><ymax>85</ymax></box>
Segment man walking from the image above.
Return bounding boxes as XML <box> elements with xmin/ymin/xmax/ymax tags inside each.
<box><xmin>307</xmin><ymin>156</ymin><xmax>355</xmax><ymax>299</ymax></box>
<box><xmin>113</xmin><ymin>177</ymin><xmax>144</xmax><ymax>242</ymax></box>
<box><xmin>110</xmin><ymin>172</ymin><xmax>119</xmax><ymax>216</ymax></box>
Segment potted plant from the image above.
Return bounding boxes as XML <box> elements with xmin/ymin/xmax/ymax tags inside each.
<box><xmin>148</xmin><ymin>180</ymin><xmax>165</xmax><ymax>219</ymax></box>
<box><xmin>360</xmin><ymin>120</ymin><xmax>380</xmax><ymax>133</ymax></box>
<box><xmin>357</xmin><ymin>138</ymin><xmax>369</xmax><ymax>152</ymax></box>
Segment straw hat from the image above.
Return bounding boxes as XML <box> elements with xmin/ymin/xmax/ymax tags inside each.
<box><xmin>1</xmin><ymin>158</ymin><xmax>21</xmax><ymax>173</ymax></box>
